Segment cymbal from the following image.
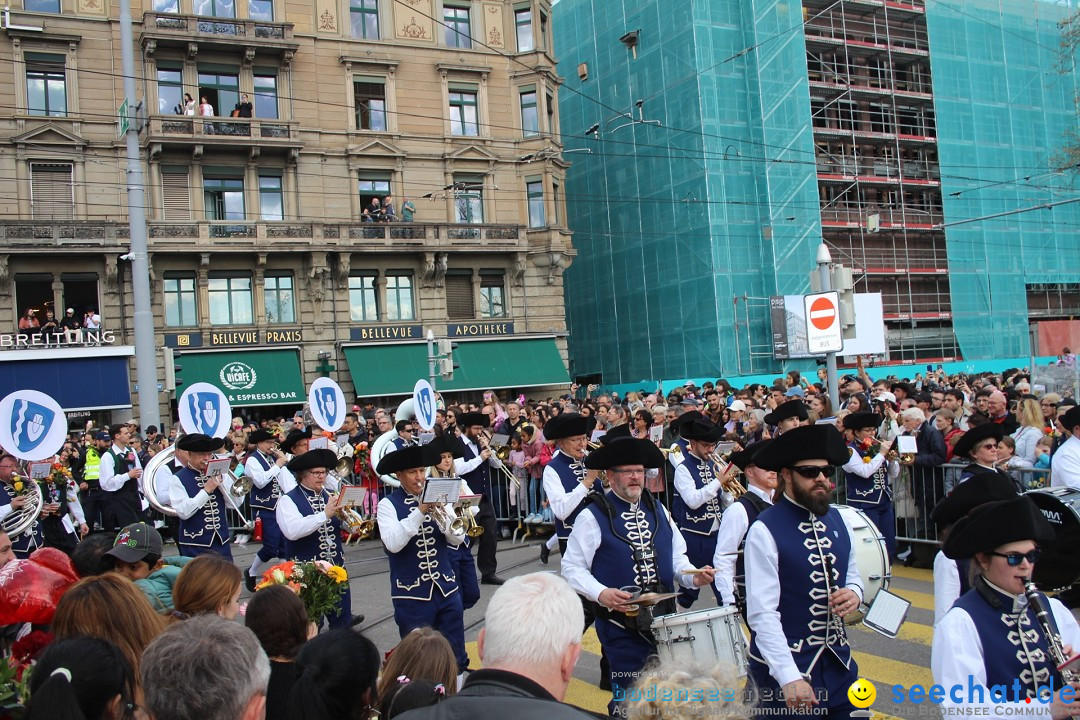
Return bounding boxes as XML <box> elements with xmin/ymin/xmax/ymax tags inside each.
<box><xmin>626</xmin><ymin>592</ymin><xmax>679</xmax><ymax>608</ymax></box>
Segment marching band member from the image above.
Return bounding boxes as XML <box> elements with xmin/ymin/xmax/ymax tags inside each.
<box><xmin>670</xmin><ymin>417</ymin><xmax>732</xmax><ymax>609</ymax></box>
<box><xmin>168</xmin><ymin>434</ymin><xmax>234</xmax><ymax>560</ymax></box>
<box><xmin>712</xmin><ymin>439</ymin><xmax>775</xmax><ymax>614</ymax></box>
<box><xmin>929</xmin><ymin>471</ymin><xmax>1017</xmax><ymax>625</ymax></box>
<box><xmin>376</xmin><ymin>445</ymin><xmax>469</xmax><ymax>675</ymax></box>
<box><xmin>276</xmin><ymin>449</ymin><xmax>353</xmax><ymax>629</ymax></box>
<box><xmin>243</xmin><ymin>428</ymin><xmax>294</xmax><ymax>591</ymax></box>
<box><xmin>454</xmin><ymin>412</ymin><xmax>506</xmax><ymax>585</ymax></box>
<box><xmin>426</xmin><ymin>434</ymin><xmax>481</xmax><ymax>611</ymax></box>
<box><xmin>391</xmin><ymin>420</ymin><xmax>418</xmax><ymax>450</ymax></box>
<box><xmin>665</xmin><ymin>411</ymin><xmax>700</xmax><ymax>471</ymax></box>
<box><xmin>276</xmin><ymin>427</ymin><xmax>311</xmax><ymax>494</ymax></box>
<box><xmin>99</xmin><ymin>423</ymin><xmax>145</xmax><ymax>531</ymax></box>
<box><xmin>0</xmin><ymin>454</ymin><xmax>44</xmax><ymax>558</ymax></box>
<box><xmin>542</xmin><ymin>413</ymin><xmax>597</xmax><ymax>555</ymax></box>
<box><xmin>841</xmin><ymin>412</ymin><xmax>899</xmax><ymax>559</ymax></box>
<box><xmin>762</xmin><ymin>399</ymin><xmax>809</xmax><ymax>436</ymax></box>
<box><xmin>561</xmin><ymin>437</ymin><xmax>714</xmax><ymax>715</ymax></box>
<box><xmin>745</xmin><ymin>425</ymin><xmax>863</xmax><ymax>718</ymax></box>
<box><xmin>932</xmin><ymin>495</ymin><xmax>1080</xmax><ymax>717</ymax></box>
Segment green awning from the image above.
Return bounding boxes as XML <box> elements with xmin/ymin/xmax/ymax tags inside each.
<box><xmin>344</xmin><ymin>337</ymin><xmax>568</xmax><ymax>397</ymax></box>
<box><xmin>180</xmin><ymin>349</ymin><xmax>305</xmax><ymax>407</ymax></box>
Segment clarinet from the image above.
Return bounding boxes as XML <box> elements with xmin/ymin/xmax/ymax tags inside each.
<box><xmin>1023</xmin><ymin>579</ymin><xmax>1078</xmax><ymax>683</ymax></box>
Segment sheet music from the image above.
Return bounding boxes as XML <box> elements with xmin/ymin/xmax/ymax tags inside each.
<box><xmin>419</xmin><ymin>432</ymin><xmax>435</xmax><ymax>445</ymax></box>
<box><xmin>422</xmin><ymin>478</ymin><xmax>461</xmax><ymax>505</ymax></box>
<box><xmin>28</xmin><ymin>462</ymin><xmax>52</xmax><ymax>479</ymax></box>
<box><xmin>896</xmin><ymin>435</ymin><xmax>918</xmax><ymax>454</ymax></box>
<box><xmin>205</xmin><ymin>457</ymin><xmax>232</xmax><ymax>478</ymax></box>
<box><xmin>309</xmin><ymin>437</ymin><xmax>329</xmax><ymax>450</ymax></box>
<box><xmin>862</xmin><ymin>588</ymin><xmax>911</xmax><ymax>638</ymax></box>
<box><xmin>338</xmin><ymin>486</ymin><xmax>367</xmax><ymax>507</ymax></box>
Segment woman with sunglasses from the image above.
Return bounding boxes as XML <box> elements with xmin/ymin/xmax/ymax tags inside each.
<box><xmin>932</xmin><ymin>495</ymin><xmax>1080</xmax><ymax>717</ymax></box>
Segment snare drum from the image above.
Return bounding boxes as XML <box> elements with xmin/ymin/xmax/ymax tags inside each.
<box><xmin>834</xmin><ymin>504</ymin><xmax>891</xmax><ymax>624</ymax></box>
<box><xmin>1026</xmin><ymin>488</ymin><xmax>1080</xmax><ymax>591</ymax></box>
<box><xmin>651</xmin><ymin>605</ymin><xmax>748</xmax><ymax>676</ymax></box>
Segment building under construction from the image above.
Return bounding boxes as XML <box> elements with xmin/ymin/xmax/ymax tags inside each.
<box><xmin>554</xmin><ymin>0</ymin><xmax>1080</xmax><ymax>385</ymax></box>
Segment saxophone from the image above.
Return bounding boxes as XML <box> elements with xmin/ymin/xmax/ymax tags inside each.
<box><xmin>1023</xmin><ymin>579</ymin><xmax>1078</xmax><ymax>684</ymax></box>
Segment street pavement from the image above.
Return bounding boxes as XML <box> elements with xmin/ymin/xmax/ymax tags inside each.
<box><xmin>228</xmin><ymin>529</ymin><xmax>943</xmax><ymax>719</ymax></box>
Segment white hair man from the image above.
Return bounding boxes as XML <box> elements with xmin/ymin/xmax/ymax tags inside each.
<box><xmin>396</xmin><ymin>573</ymin><xmax>597</xmax><ymax>720</ymax></box>
<box><xmin>142</xmin><ymin>614</ymin><xmax>269</xmax><ymax>720</ymax></box>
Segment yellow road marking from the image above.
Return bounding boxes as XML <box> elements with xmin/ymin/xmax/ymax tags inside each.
<box><xmin>889</xmin><ymin>586</ymin><xmax>935</xmax><ymax>611</ymax></box>
<box><xmin>852</xmin><ymin>618</ymin><xmax>933</xmax><ymax>645</ymax></box>
<box><xmin>891</xmin><ymin>565</ymin><xmax>934</xmax><ymax>581</ymax></box>
<box><xmin>852</xmin><ymin>650</ymin><xmax>933</xmax><ymax>689</ymax></box>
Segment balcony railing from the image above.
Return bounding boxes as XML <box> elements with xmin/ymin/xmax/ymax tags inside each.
<box><xmin>145</xmin><ymin>221</ymin><xmax>526</xmax><ymax>247</ymax></box>
<box><xmin>146</xmin><ymin>115</ymin><xmax>301</xmax><ymax>144</ymax></box>
<box><xmin>141</xmin><ymin>12</ymin><xmax>297</xmax><ymax>48</ymax></box>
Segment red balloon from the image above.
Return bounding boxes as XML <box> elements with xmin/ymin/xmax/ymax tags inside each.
<box><xmin>0</xmin><ymin>548</ymin><xmax>80</xmax><ymax>625</ymax></box>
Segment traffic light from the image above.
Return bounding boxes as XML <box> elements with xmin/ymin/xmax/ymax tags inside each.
<box><xmin>435</xmin><ymin>339</ymin><xmax>459</xmax><ymax>380</ymax></box>
<box><xmin>164</xmin><ymin>347</ymin><xmax>183</xmax><ymax>391</ymax></box>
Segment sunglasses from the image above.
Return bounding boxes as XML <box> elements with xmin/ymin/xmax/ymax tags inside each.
<box><xmin>790</xmin><ymin>465</ymin><xmax>836</xmax><ymax>479</ymax></box>
<box><xmin>990</xmin><ymin>549</ymin><xmax>1040</xmax><ymax>566</ymax></box>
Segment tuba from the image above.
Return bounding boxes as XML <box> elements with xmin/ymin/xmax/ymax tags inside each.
<box><xmin>3</xmin><ymin>471</ymin><xmax>44</xmax><ymax>537</ymax></box>
<box><xmin>143</xmin><ymin>446</ymin><xmax>179</xmax><ymax>517</ymax></box>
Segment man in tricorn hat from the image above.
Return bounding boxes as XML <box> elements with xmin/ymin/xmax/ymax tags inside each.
<box><xmin>454</xmin><ymin>412</ymin><xmax>507</xmax><ymax>585</ymax></box>
<box><xmin>840</xmin><ymin>411</ymin><xmax>899</xmax><ymax>558</ymax></box>
<box><xmin>169</xmin><ymin>433</ymin><xmax>234</xmax><ymax>559</ymax></box>
<box><xmin>243</xmin><ymin>428</ymin><xmax>291</xmax><ymax>591</ymax></box>
<box><xmin>762</xmin><ymin>399</ymin><xmax>809</xmax><ymax>436</ymax></box>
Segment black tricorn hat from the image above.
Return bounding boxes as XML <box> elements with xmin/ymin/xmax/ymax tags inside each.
<box><xmin>422</xmin><ymin>433</ymin><xmax>464</xmax><ymax>463</ymax></box>
<box><xmin>280</xmin><ymin>427</ymin><xmax>313</xmax><ymax>454</ymax></box>
<box><xmin>763</xmin><ymin>400</ymin><xmax>809</xmax><ymax>427</ymax></box>
<box><xmin>930</xmin><ymin>471</ymin><xmax>1018</xmax><ymax>527</ymax></box>
<box><xmin>286</xmin><ymin>448</ymin><xmax>338</xmax><ymax>474</ymax></box>
<box><xmin>457</xmin><ymin>412</ymin><xmax>490</xmax><ymax>429</ymax></box>
<box><xmin>668</xmin><ymin>410</ymin><xmax>702</xmax><ymax>433</ymax></box>
<box><xmin>376</xmin><ymin>445</ymin><xmax>429</xmax><ymax>475</ymax></box>
<box><xmin>545</xmin><ymin>412</ymin><xmax>593</xmax><ymax>440</ymax></box>
<box><xmin>679</xmin><ymin>418</ymin><xmax>724</xmax><ymax>443</ymax></box>
<box><xmin>751</xmin><ymin>424</ymin><xmax>849</xmax><ymax>471</ymax></box>
<box><xmin>247</xmin><ymin>429</ymin><xmax>274</xmax><ymax>444</ymax></box>
<box><xmin>842</xmin><ymin>412</ymin><xmax>882</xmax><ymax>431</ymax></box>
<box><xmin>175</xmin><ymin>434</ymin><xmax>226</xmax><ymax>453</ymax></box>
<box><xmin>584</xmin><ymin>437</ymin><xmax>664</xmax><ymax>470</ymax></box>
<box><xmin>729</xmin><ymin>440</ymin><xmax>772</xmax><ymax>471</ymax></box>
<box><xmin>942</xmin><ymin>496</ymin><xmax>1054</xmax><ymax>559</ymax></box>
<box><xmin>1060</xmin><ymin>405</ymin><xmax>1080</xmax><ymax>432</ymax></box>
<box><xmin>951</xmin><ymin>423</ymin><xmax>1005</xmax><ymax>460</ymax></box>
<box><xmin>599</xmin><ymin>423</ymin><xmax>632</xmax><ymax>444</ymax></box>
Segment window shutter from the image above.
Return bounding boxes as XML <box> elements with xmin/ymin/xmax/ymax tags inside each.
<box><xmin>30</xmin><ymin>163</ymin><xmax>74</xmax><ymax>219</ymax></box>
<box><xmin>445</xmin><ymin>273</ymin><xmax>474</xmax><ymax>319</ymax></box>
<box><xmin>162</xmin><ymin>169</ymin><xmax>191</xmax><ymax>221</ymax></box>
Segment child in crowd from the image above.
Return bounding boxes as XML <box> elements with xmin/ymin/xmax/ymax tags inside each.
<box><xmin>508</xmin><ymin>435</ymin><xmax>532</xmax><ymax>522</ymax></box>
<box><xmin>105</xmin><ymin>522</ymin><xmax>189</xmax><ymax>612</ymax></box>
<box><xmin>380</xmin><ymin>679</ymin><xmax>447</xmax><ymax>719</ymax></box>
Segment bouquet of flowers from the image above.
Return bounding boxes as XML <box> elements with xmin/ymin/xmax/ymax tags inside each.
<box><xmin>43</xmin><ymin>464</ymin><xmax>72</xmax><ymax>505</ymax></box>
<box><xmin>857</xmin><ymin>436</ymin><xmax>881</xmax><ymax>464</ymax></box>
<box><xmin>0</xmin><ymin>630</ymin><xmax>53</xmax><ymax>718</ymax></box>
<box><xmin>256</xmin><ymin>560</ymin><xmax>349</xmax><ymax>623</ymax></box>
<box><xmin>353</xmin><ymin>441</ymin><xmax>371</xmax><ymax>478</ymax></box>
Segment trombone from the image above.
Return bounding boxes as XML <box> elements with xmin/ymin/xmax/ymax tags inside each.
<box><xmin>659</xmin><ymin>443</ymin><xmax>684</xmax><ymax>460</ymax></box>
<box><xmin>479</xmin><ymin>431</ymin><xmax>520</xmax><ymax>487</ymax></box>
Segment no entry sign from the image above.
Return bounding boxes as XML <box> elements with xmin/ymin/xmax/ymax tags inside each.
<box><xmin>804</xmin><ymin>291</ymin><xmax>843</xmax><ymax>353</ymax></box>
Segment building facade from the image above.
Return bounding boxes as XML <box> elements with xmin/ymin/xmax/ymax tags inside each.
<box><xmin>0</xmin><ymin>0</ymin><xmax>574</xmax><ymax>424</ymax></box>
<box><xmin>554</xmin><ymin>0</ymin><xmax>1080</xmax><ymax>386</ymax></box>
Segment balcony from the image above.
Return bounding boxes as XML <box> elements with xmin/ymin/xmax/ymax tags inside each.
<box><xmin>140</xmin><ymin>12</ymin><xmax>299</xmax><ymax>56</ymax></box>
<box><xmin>144</xmin><ymin>115</ymin><xmax>302</xmax><ymax>156</ymax></box>
<box><xmin>0</xmin><ymin>221</ymin><xmax>128</xmax><ymax>249</ymax></box>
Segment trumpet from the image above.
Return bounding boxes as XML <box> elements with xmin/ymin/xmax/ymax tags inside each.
<box><xmin>339</xmin><ymin>505</ymin><xmax>375</xmax><ymax>543</ymax></box>
<box><xmin>660</xmin><ymin>443</ymin><xmax>684</xmax><ymax>459</ymax></box>
<box><xmin>708</xmin><ymin>451</ymin><xmax>746</xmax><ymax>498</ymax></box>
<box><xmin>453</xmin><ymin>503</ymin><xmax>484</xmax><ymax>537</ymax></box>
<box><xmin>428</xmin><ymin>502</ymin><xmax>461</xmax><ymax>536</ymax></box>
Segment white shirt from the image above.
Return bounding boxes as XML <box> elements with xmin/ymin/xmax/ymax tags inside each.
<box><xmin>933</xmin><ymin>549</ymin><xmax>962</xmax><ymax>626</ymax></box>
<box><xmin>99</xmin><ymin>444</ymin><xmax>143</xmax><ymax>492</ymax></box>
<box><xmin>453</xmin><ymin>436</ymin><xmax>505</xmax><ymax>477</ymax></box>
<box><xmin>745</xmin><ymin>496</ymin><xmax>865</xmax><ymax>688</ymax></box>
<box><xmin>199</xmin><ymin>103</ymin><xmax>214</xmax><ymax>117</ymax></box>
<box><xmin>841</xmin><ymin>447</ymin><xmax>899</xmax><ymax>480</ymax></box>
<box><xmin>712</xmin><ymin>484</ymin><xmax>773</xmax><ymax>605</ymax></box>
<box><xmin>274</xmin><ymin>467</ymin><xmax>299</xmax><ymax>496</ymax></box>
<box><xmin>168</xmin><ymin>469</ymin><xmax>235</xmax><ymax>520</ymax></box>
<box><xmin>542</xmin><ymin>450</ymin><xmax>590</xmax><ymax>521</ymax></box>
<box><xmin>561</xmin><ymin>496</ymin><xmax>698</xmax><ymax>603</ymax></box>
<box><xmin>376</xmin><ymin>495</ymin><xmax>464</xmax><ymax>552</ymax></box>
<box><xmin>672</xmin><ymin>454</ymin><xmax>732</xmax><ymax>532</ymax></box>
<box><xmin>932</xmin><ymin>582</ymin><xmax>1080</xmax><ymax>717</ymax></box>
<box><xmin>244</xmin><ymin>452</ymin><xmax>283</xmax><ymax>489</ymax></box>
<box><xmin>1050</xmin><ymin>435</ymin><xmax>1080</xmax><ymax>489</ymax></box>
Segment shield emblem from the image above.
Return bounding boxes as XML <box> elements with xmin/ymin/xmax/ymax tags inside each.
<box><xmin>417</xmin><ymin>387</ymin><xmax>433</xmax><ymax>425</ymax></box>
<box><xmin>189</xmin><ymin>392</ymin><xmax>221</xmax><ymax>435</ymax></box>
<box><xmin>9</xmin><ymin>399</ymin><xmax>56</xmax><ymax>454</ymax></box>
<box><xmin>315</xmin><ymin>387</ymin><xmax>339</xmax><ymax>427</ymax></box>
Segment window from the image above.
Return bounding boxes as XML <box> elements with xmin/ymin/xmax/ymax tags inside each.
<box><xmin>444</xmin><ymin>5</ymin><xmax>471</xmax><ymax>49</ymax></box>
<box><xmin>454</xmin><ymin>175</ymin><xmax>483</xmax><ymax>223</ymax></box>
<box><xmin>358</xmin><ymin>175</ymin><xmax>391</xmax><ymax>217</ymax></box>
<box><xmin>449</xmin><ymin>90</ymin><xmax>478</xmax><ymax>136</ymax></box>
<box><xmin>164</xmin><ymin>273</ymin><xmax>198</xmax><ymax>327</ymax></box>
<box><xmin>162</xmin><ymin>167</ymin><xmax>191</xmax><ymax>221</ymax></box>
<box><xmin>204</xmin><ymin>176</ymin><xmax>245</xmax><ymax>220</ymax></box>
<box><xmin>30</xmin><ymin>162</ymin><xmax>73</xmax><ymax>219</ymax></box>
<box><xmin>249</xmin><ymin>0</ymin><xmax>273</xmax><ymax>21</ymax></box>
<box><xmin>539</xmin><ymin>11</ymin><xmax>548</xmax><ymax>51</ymax></box>
<box><xmin>348</xmin><ymin>274</ymin><xmax>379</xmax><ymax>321</ymax></box>
<box><xmin>208</xmin><ymin>273</ymin><xmax>253</xmax><ymax>325</ymax></box>
<box><xmin>445</xmin><ymin>271</ymin><xmax>473</xmax><ymax>319</ymax></box>
<box><xmin>552</xmin><ymin>179</ymin><xmax>560</xmax><ymax>224</ymax></box>
<box><xmin>264</xmin><ymin>273</ymin><xmax>294</xmax><ymax>323</ymax></box>
<box><xmin>259</xmin><ymin>175</ymin><xmax>283</xmax><ymax>221</ymax></box>
<box><xmin>193</xmin><ymin>0</ymin><xmax>235</xmax><ymax>17</ymax></box>
<box><xmin>350</xmin><ymin>0</ymin><xmax>379</xmax><ymax>39</ymax></box>
<box><xmin>154</xmin><ymin>0</ymin><xmax>180</xmax><ymax>11</ymax></box>
<box><xmin>480</xmin><ymin>271</ymin><xmax>505</xmax><ymax>318</ymax></box>
<box><xmin>354</xmin><ymin>80</ymin><xmax>386</xmax><ymax>131</ymax></box>
<box><xmin>520</xmin><ymin>89</ymin><xmax>538</xmax><ymax>137</ymax></box>
<box><xmin>545</xmin><ymin>91</ymin><xmax>555</xmax><ymax>134</ymax></box>
<box><xmin>515</xmin><ymin>8</ymin><xmax>533</xmax><ymax>51</ymax></box>
<box><xmin>157</xmin><ymin>66</ymin><xmax>184</xmax><ymax>115</ymax></box>
<box><xmin>197</xmin><ymin>69</ymin><xmax>240</xmax><ymax>114</ymax></box>
<box><xmin>253</xmin><ymin>74</ymin><xmax>278</xmax><ymax>119</ymax></box>
<box><xmin>526</xmin><ymin>179</ymin><xmax>544</xmax><ymax>228</ymax></box>
<box><xmin>24</xmin><ymin>0</ymin><xmax>59</xmax><ymax>12</ymax></box>
<box><xmin>26</xmin><ymin>53</ymin><xmax>66</xmax><ymax>117</ymax></box>
<box><xmin>385</xmin><ymin>273</ymin><xmax>414</xmax><ymax>320</ymax></box>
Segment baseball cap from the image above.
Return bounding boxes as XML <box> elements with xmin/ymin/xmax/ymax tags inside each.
<box><xmin>784</xmin><ymin>386</ymin><xmax>805</xmax><ymax>398</ymax></box>
<box><xmin>105</xmin><ymin>523</ymin><xmax>163</xmax><ymax>563</ymax></box>
<box><xmin>875</xmin><ymin>391</ymin><xmax>897</xmax><ymax>404</ymax></box>
<box><xmin>94</xmin><ymin>430</ymin><xmax>111</xmax><ymax>441</ymax></box>
<box><xmin>66</xmin><ymin>308</ymin><xmax>74</xmax><ymax>313</ymax></box>
<box><xmin>728</xmin><ymin>400</ymin><xmax>747</xmax><ymax>412</ymax></box>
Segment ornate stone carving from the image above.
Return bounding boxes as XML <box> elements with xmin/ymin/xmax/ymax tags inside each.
<box><xmin>323</xmin><ymin>225</ymin><xmax>340</xmax><ymax>239</ymax></box>
<box><xmin>143</xmin><ymin>39</ymin><xmax>157</xmax><ymax>58</ymax></box>
<box><xmin>5</xmin><ymin>226</ymin><xmax>35</xmax><ymax>239</ymax></box>
<box><xmin>308</xmin><ymin>258</ymin><xmax>330</xmax><ymax>304</ymax></box>
<box><xmin>486</xmin><ymin>225</ymin><xmax>519</xmax><ymax>241</ymax></box>
<box><xmin>448</xmin><ymin>227</ymin><xmax>480</xmax><ymax>240</ymax></box>
<box><xmin>512</xmin><ymin>252</ymin><xmax>527</xmax><ymax>287</ymax></box>
<box><xmin>421</xmin><ymin>252</ymin><xmax>448</xmax><ymax>288</ymax></box>
<box><xmin>149</xmin><ymin>225</ymin><xmax>198</xmax><ymax>238</ymax></box>
<box><xmin>187</xmin><ymin>42</ymin><xmax>198</xmax><ymax>59</ymax></box>
<box><xmin>0</xmin><ymin>255</ymin><xmax>9</xmax><ymax>285</ymax></box>
<box><xmin>335</xmin><ymin>253</ymin><xmax>351</xmax><ymax>285</ymax></box>
<box><xmin>266</xmin><ymin>224</ymin><xmax>312</xmax><ymax>238</ymax></box>
<box><xmin>104</xmin><ymin>256</ymin><xmax>118</xmax><ymax>288</ymax></box>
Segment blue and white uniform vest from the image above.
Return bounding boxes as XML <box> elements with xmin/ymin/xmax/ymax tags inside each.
<box><xmin>548</xmin><ymin>450</ymin><xmax>588</xmax><ymax>539</ymax></box>
<box><xmin>282</xmin><ymin>485</ymin><xmax>344</xmax><ymax>565</ymax></box>
<box><xmin>952</xmin><ymin>579</ymin><xmax>1064</xmax><ymax>698</ymax></box>
<box><xmin>0</xmin><ymin>482</ymin><xmax>43</xmax><ymax>554</ymax></box>
<box><xmin>459</xmin><ymin>442</ymin><xmax>491</xmax><ymax>499</ymax></box>
<box><xmin>248</xmin><ymin>452</ymin><xmax>281</xmax><ymax>511</ymax></box>
<box><xmin>748</xmin><ymin>496</ymin><xmax>853</xmax><ymax>675</ymax></box>
<box><xmin>384</xmin><ymin>488</ymin><xmax>458</xmax><ymax>601</ymax></box>
<box><xmin>583</xmin><ymin>491</ymin><xmax>676</xmax><ymax>593</ymax></box>
<box><xmin>175</xmin><ymin>466</ymin><xmax>230</xmax><ymax>548</ymax></box>
<box><xmin>670</xmin><ymin>453</ymin><xmax>722</xmax><ymax>537</ymax></box>
<box><xmin>844</xmin><ymin>443</ymin><xmax>892</xmax><ymax>507</ymax></box>
<box><xmin>734</xmin><ymin>491</ymin><xmax>771</xmax><ymax>604</ymax></box>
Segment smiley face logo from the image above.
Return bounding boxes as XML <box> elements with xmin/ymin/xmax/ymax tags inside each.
<box><xmin>848</xmin><ymin>678</ymin><xmax>876</xmax><ymax>708</ymax></box>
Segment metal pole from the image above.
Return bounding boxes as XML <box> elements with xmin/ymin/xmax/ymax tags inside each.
<box><xmin>817</xmin><ymin>243</ymin><xmax>840</xmax><ymax>411</ymax></box>
<box><xmin>426</xmin><ymin>329</ymin><xmax>437</xmax><ymax>391</ymax></box>
<box><xmin>118</xmin><ymin>0</ymin><xmax>160</xmax><ymax>431</ymax></box>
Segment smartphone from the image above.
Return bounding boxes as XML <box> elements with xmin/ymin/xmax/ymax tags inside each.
<box><xmin>926</xmin><ymin>364</ymin><xmax>933</xmax><ymax>373</ymax></box>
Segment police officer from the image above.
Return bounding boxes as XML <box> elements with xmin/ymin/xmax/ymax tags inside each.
<box><xmin>841</xmin><ymin>411</ymin><xmax>899</xmax><ymax>559</ymax></box>
<box><xmin>168</xmin><ymin>434</ymin><xmax>234</xmax><ymax>559</ymax></box>
<box><xmin>79</xmin><ymin>430</ymin><xmax>110</xmax><ymax>531</ymax></box>
<box><xmin>243</xmin><ymin>428</ymin><xmax>293</xmax><ymax>591</ymax></box>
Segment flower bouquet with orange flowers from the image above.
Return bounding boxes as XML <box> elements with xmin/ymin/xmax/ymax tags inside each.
<box><xmin>256</xmin><ymin>559</ymin><xmax>349</xmax><ymax>623</ymax></box>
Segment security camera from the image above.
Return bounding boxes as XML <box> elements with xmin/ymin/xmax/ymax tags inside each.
<box><xmin>119</xmin><ymin>253</ymin><xmax>135</xmax><ymax>261</ymax></box>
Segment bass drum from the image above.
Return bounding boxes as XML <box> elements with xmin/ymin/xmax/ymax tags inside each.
<box><xmin>370</xmin><ymin>397</ymin><xmax>415</xmax><ymax>488</ymax></box>
<box><xmin>143</xmin><ymin>446</ymin><xmax>179</xmax><ymax>517</ymax></box>
<box><xmin>1026</xmin><ymin>487</ymin><xmax>1080</xmax><ymax>591</ymax></box>
<box><xmin>834</xmin><ymin>504</ymin><xmax>890</xmax><ymax>624</ymax></box>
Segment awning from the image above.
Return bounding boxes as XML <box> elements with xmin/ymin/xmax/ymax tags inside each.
<box><xmin>180</xmin><ymin>348</ymin><xmax>305</xmax><ymax>407</ymax></box>
<box><xmin>344</xmin><ymin>337</ymin><xmax>568</xmax><ymax>397</ymax></box>
<box><xmin>0</xmin><ymin>355</ymin><xmax>132</xmax><ymax>411</ymax></box>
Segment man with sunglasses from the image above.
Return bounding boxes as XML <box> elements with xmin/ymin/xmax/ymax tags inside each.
<box><xmin>744</xmin><ymin>425</ymin><xmax>864</xmax><ymax>718</ymax></box>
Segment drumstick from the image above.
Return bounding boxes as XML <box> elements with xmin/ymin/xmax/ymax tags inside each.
<box><xmin>683</xmin><ymin>568</ymin><xmax>709</xmax><ymax>574</ymax></box>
